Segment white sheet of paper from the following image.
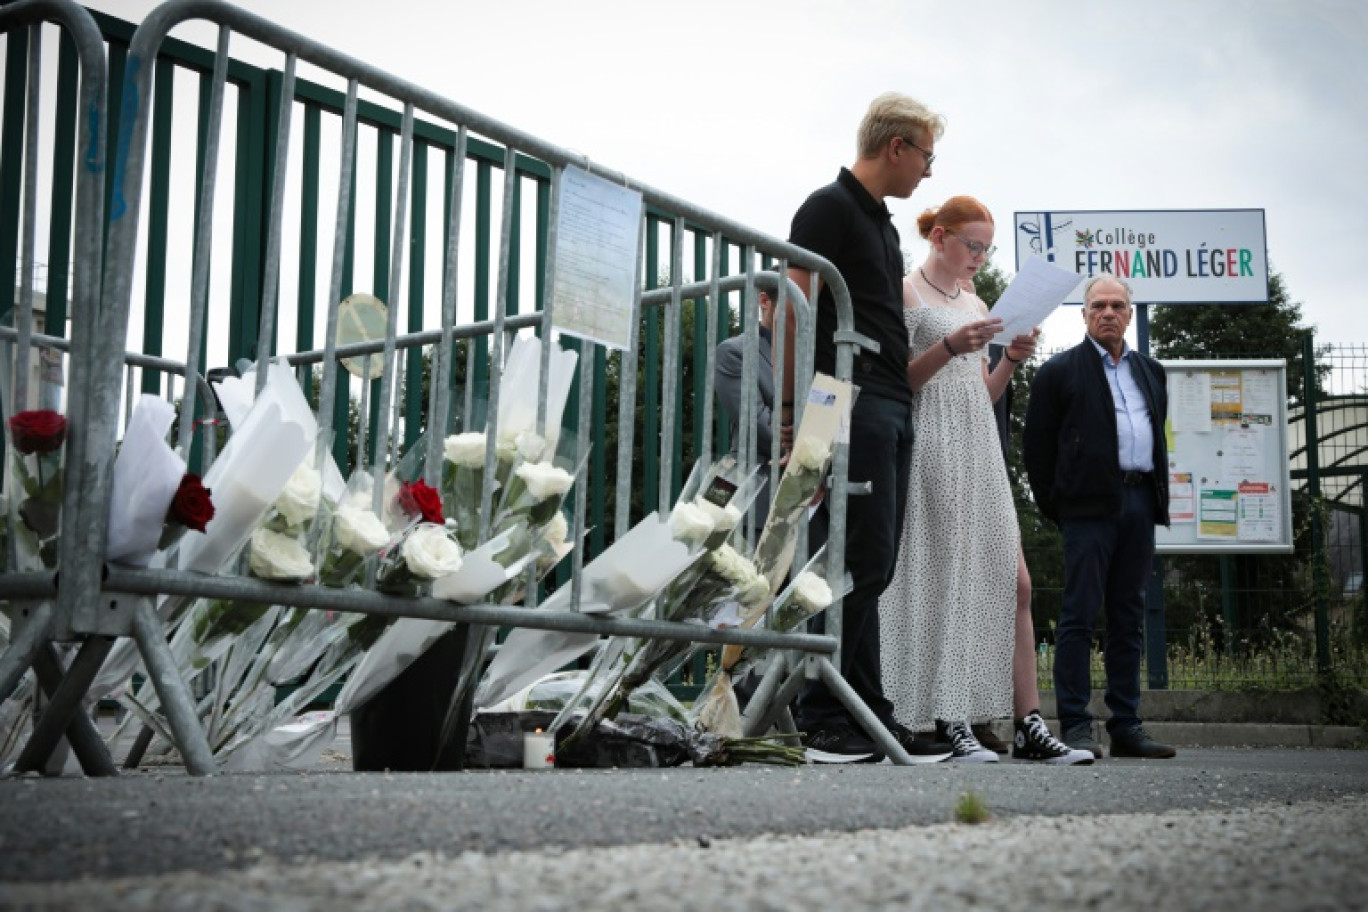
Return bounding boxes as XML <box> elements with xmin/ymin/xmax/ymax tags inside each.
<box><xmin>1171</xmin><ymin>371</ymin><xmax>1213</xmax><ymax>433</ymax></box>
<box><xmin>988</xmin><ymin>255</ymin><xmax>1083</xmax><ymax>340</ymax></box>
<box><xmin>549</xmin><ymin>166</ymin><xmax>644</xmax><ymax>352</ymax></box>
<box><xmin>1240</xmin><ymin>370</ymin><xmax>1279</xmax><ymax>421</ymax></box>
<box><xmin>1236</xmin><ymin>481</ymin><xmax>1280</xmax><ymax>542</ymax></box>
<box><xmin>1220</xmin><ymin>426</ymin><xmax>1264</xmax><ymax>482</ymax></box>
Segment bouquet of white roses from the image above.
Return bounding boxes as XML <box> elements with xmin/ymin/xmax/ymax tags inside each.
<box><xmin>690</xmin><ymin>546</ymin><xmax>852</xmax><ymax>736</ymax></box>
<box><xmin>554</xmin><ymin>463</ymin><xmax>770</xmax><ymax>750</ymax></box>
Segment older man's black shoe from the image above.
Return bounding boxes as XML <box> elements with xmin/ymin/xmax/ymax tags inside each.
<box><xmin>1110</xmin><ymin>725</ymin><xmax>1177</xmax><ymax>759</ymax></box>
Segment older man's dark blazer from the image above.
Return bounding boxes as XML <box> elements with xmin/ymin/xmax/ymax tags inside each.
<box><xmin>714</xmin><ymin>327</ymin><xmax>775</xmax><ymax>466</ymax></box>
<box><xmin>1023</xmin><ymin>339</ymin><xmax>1170</xmax><ymax>526</ymax></box>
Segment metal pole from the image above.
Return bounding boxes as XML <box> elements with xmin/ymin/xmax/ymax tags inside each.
<box><xmin>1303</xmin><ymin>332</ymin><xmax>1331</xmax><ymax>673</ymax></box>
<box><xmin>31</xmin><ymin>640</ymin><xmax>118</xmax><ymax>776</ymax></box>
<box><xmin>131</xmin><ymin>599</ymin><xmax>216</xmax><ymax>776</ymax></box>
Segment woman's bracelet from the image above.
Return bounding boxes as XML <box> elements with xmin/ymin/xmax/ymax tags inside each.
<box><xmin>1004</xmin><ymin>351</ymin><xmax>1022</xmax><ymax>364</ymax></box>
<box><xmin>942</xmin><ymin>336</ymin><xmax>958</xmax><ymax>357</ymax></box>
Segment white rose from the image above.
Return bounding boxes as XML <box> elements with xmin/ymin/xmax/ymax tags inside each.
<box><xmin>708</xmin><ymin>544</ymin><xmax>744</xmax><ymax>581</ymax></box>
<box><xmin>332</xmin><ymin>505</ymin><xmax>391</xmax><ymax>555</ymax></box>
<box><xmin>669</xmin><ymin>501</ymin><xmax>716</xmax><ymax>547</ymax></box>
<box><xmin>401</xmin><ymin>523</ymin><xmax>465</xmax><ymax>579</ymax></box>
<box><xmin>695</xmin><ymin>497</ymin><xmax>742</xmax><ymax>533</ymax></box>
<box><xmin>515</xmin><ymin>431</ymin><xmax>547</xmax><ymax>463</ymax></box>
<box><xmin>249</xmin><ymin>528</ymin><xmax>314</xmax><ymax>581</ymax></box>
<box><xmin>444</xmin><ymin>432</ymin><xmax>487</xmax><ymax>468</ymax></box>
<box><xmin>515</xmin><ymin>461</ymin><xmax>574</xmax><ymax>499</ymax></box>
<box><xmin>792</xmin><ymin>571</ymin><xmax>834</xmax><ymax>614</ymax></box>
<box><xmin>791</xmin><ymin>436</ymin><xmax>830</xmax><ymax>473</ymax></box>
<box><xmin>739</xmin><ymin>573</ymin><xmax>772</xmax><ymax>608</ymax></box>
<box><xmin>542</xmin><ymin>511</ymin><xmax>569</xmax><ymax>549</ymax></box>
<box><xmin>275</xmin><ymin>462</ymin><xmax>323</xmax><ymax>526</ymax></box>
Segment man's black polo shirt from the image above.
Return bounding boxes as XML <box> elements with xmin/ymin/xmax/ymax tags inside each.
<box><xmin>788</xmin><ymin>168</ymin><xmax>909</xmax><ymax>404</ymax></box>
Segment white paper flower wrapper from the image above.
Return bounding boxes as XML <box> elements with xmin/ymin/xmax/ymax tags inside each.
<box><xmin>496</xmin><ymin>334</ymin><xmax>578</xmax><ymax>456</ymax></box>
<box><xmin>179</xmin><ymin>360</ymin><xmax>317</xmax><ymax>574</ymax></box>
<box><xmin>105</xmin><ymin>395</ymin><xmax>187</xmax><ymax>566</ymax></box>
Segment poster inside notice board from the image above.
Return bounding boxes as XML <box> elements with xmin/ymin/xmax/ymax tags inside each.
<box><xmin>1157</xmin><ymin>359</ymin><xmax>1292</xmax><ymax>554</ymax></box>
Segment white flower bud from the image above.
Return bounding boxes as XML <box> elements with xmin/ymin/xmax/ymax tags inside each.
<box><xmin>791</xmin><ymin>436</ymin><xmax>830</xmax><ymax>473</ymax></box>
<box><xmin>444</xmin><ymin>432</ymin><xmax>488</xmax><ymax>468</ymax></box>
<box><xmin>274</xmin><ymin>462</ymin><xmax>323</xmax><ymax>526</ymax></box>
<box><xmin>695</xmin><ymin>497</ymin><xmax>742</xmax><ymax>533</ymax></box>
<box><xmin>542</xmin><ymin>510</ymin><xmax>569</xmax><ymax>549</ymax></box>
<box><xmin>249</xmin><ymin>528</ymin><xmax>314</xmax><ymax>581</ymax></box>
<box><xmin>401</xmin><ymin>523</ymin><xmax>465</xmax><ymax>579</ymax></box>
<box><xmin>669</xmin><ymin>501</ymin><xmax>716</xmax><ymax>547</ymax></box>
<box><xmin>332</xmin><ymin>505</ymin><xmax>391</xmax><ymax>556</ymax></box>
<box><xmin>514</xmin><ymin>461</ymin><xmax>575</xmax><ymax>499</ymax></box>
<box><xmin>792</xmin><ymin>571</ymin><xmax>834</xmax><ymax>614</ymax></box>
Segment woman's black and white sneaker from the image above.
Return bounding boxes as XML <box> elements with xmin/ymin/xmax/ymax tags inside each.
<box><xmin>938</xmin><ymin>720</ymin><xmax>998</xmax><ymax>763</ymax></box>
<box><xmin>1012</xmin><ymin>711</ymin><xmax>1095</xmax><ymax>765</ymax></box>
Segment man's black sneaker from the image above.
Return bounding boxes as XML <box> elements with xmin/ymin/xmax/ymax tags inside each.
<box><xmin>1012</xmin><ymin>712</ymin><xmax>1094</xmax><ymax>765</ymax></box>
<box><xmin>972</xmin><ymin>722</ymin><xmax>1010</xmax><ymax>754</ymax></box>
<box><xmin>802</xmin><ymin>726</ymin><xmax>885</xmax><ymax>764</ymax></box>
<box><xmin>1061</xmin><ymin>723</ymin><xmax>1104</xmax><ymax>760</ymax></box>
<box><xmin>886</xmin><ymin>721</ymin><xmax>953</xmax><ymax>764</ymax></box>
<box><xmin>1110</xmin><ymin>725</ymin><xmax>1177</xmax><ymax>759</ymax></box>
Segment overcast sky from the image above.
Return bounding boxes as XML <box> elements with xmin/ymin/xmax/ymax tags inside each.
<box><xmin>83</xmin><ymin>0</ymin><xmax>1368</xmax><ymax>352</ymax></box>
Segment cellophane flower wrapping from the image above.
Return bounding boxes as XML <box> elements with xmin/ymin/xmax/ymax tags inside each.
<box><xmin>105</xmin><ymin>395</ymin><xmax>194</xmax><ymax>567</ymax></box>
<box><xmin>553</xmin><ymin>459</ymin><xmax>769</xmax><ymax>749</ymax></box>
<box><xmin>690</xmin><ymin>546</ymin><xmax>853</xmax><ymax>736</ymax></box>
<box><xmin>751</xmin><ymin>373</ymin><xmax>854</xmax><ymax>591</ymax></box>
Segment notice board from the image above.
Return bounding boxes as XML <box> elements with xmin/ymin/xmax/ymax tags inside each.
<box><xmin>1157</xmin><ymin>359</ymin><xmax>1292</xmax><ymax>554</ymax></box>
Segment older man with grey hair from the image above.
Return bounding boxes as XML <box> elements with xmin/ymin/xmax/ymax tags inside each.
<box><xmin>1022</xmin><ymin>274</ymin><xmax>1176</xmax><ymax>760</ymax></box>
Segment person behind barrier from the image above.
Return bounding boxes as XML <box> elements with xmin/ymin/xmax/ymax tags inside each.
<box><xmin>1022</xmin><ymin>274</ymin><xmax>1176</xmax><ymax>760</ymax></box>
<box><xmin>878</xmin><ymin>195</ymin><xmax>1091</xmax><ymax>766</ymax></box>
<box><xmin>714</xmin><ymin>275</ymin><xmax>779</xmax><ymax>533</ymax></box>
<box><xmin>780</xmin><ymin>92</ymin><xmax>951</xmax><ymax>764</ymax></box>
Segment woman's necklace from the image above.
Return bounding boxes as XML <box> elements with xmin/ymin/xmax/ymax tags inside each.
<box><xmin>920</xmin><ymin>267</ymin><xmax>961</xmax><ymax>300</ymax></box>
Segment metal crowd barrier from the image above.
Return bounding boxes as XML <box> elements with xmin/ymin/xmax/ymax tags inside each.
<box><xmin>0</xmin><ymin>0</ymin><xmax>914</xmax><ymax>775</ymax></box>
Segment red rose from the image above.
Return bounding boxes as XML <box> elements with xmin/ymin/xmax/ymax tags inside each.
<box><xmin>397</xmin><ymin>480</ymin><xmax>444</xmax><ymax>525</ymax></box>
<box><xmin>8</xmin><ymin>409</ymin><xmax>67</xmax><ymax>455</ymax></box>
<box><xmin>167</xmin><ymin>473</ymin><xmax>215</xmax><ymax>532</ymax></box>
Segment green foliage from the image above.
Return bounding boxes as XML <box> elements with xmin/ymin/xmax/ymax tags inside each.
<box><xmin>1150</xmin><ymin>266</ymin><xmax>1327</xmax><ymax>404</ymax></box>
<box><xmin>953</xmin><ymin>791</ymin><xmax>990</xmax><ymax>825</ymax></box>
<box><xmin>601</xmin><ymin>295</ymin><xmax>740</xmax><ymax>534</ymax></box>
<box><xmin>1150</xmin><ymin>267</ymin><xmax>1324</xmax><ymax>653</ymax></box>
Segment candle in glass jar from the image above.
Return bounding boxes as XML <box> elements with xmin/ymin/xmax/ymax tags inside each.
<box><xmin>523</xmin><ymin>729</ymin><xmax>555</xmax><ymax>769</ymax></box>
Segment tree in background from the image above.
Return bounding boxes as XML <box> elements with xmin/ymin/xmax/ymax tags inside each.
<box><xmin>1149</xmin><ymin>266</ymin><xmax>1326</xmax><ymax>657</ymax></box>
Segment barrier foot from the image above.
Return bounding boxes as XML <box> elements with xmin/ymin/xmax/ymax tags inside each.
<box><xmin>15</xmin><ymin>637</ymin><xmax>114</xmax><ymax>776</ymax></box>
<box><xmin>33</xmin><ymin>639</ymin><xmax>118</xmax><ymax>776</ymax></box>
<box><xmin>742</xmin><ymin>654</ymin><xmax>808</xmax><ymax>739</ymax></box>
<box><xmin>122</xmin><ymin>724</ymin><xmax>155</xmax><ymax>769</ymax></box>
<box><xmin>738</xmin><ymin>652</ymin><xmax>787</xmax><ymax>736</ymax></box>
<box><xmin>132</xmin><ymin>599</ymin><xmax>215</xmax><ymax>776</ymax></box>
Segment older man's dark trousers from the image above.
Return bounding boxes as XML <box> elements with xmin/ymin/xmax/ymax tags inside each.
<box><xmin>795</xmin><ymin>393</ymin><xmax>912</xmax><ymax>730</ymax></box>
<box><xmin>1055</xmin><ymin>483</ymin><xmax>1156</xmax><ymax>735</ymax></box>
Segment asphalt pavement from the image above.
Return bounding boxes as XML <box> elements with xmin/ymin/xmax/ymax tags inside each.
<box><xmin>2</xmin><ymin>745</ymin><xmax>1366</xmax><ymax>886</ymax></box>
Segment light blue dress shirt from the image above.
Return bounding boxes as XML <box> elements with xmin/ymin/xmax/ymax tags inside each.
<box><xmin>1088</xmin><ymin>336</ymin><xmax>1154</xmax><ymax>472</ymax></box>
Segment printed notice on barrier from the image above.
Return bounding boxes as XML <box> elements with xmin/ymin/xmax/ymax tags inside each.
<box><xmin>550</xmin><ymin>166</ymin><xmax>644</xmax><ymax>351</ymax></box>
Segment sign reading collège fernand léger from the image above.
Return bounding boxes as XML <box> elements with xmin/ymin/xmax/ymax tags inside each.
<box><xmin>1012</xmin><ymin>209</ymin><xmax>1269</xmax><ymax>305</ymax></box>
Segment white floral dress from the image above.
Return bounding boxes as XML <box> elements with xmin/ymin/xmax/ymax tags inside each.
<box><xmin>878</xmin><ymin>285</ymin><xmax>1018</xmax><ymax>731</ymax></box>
